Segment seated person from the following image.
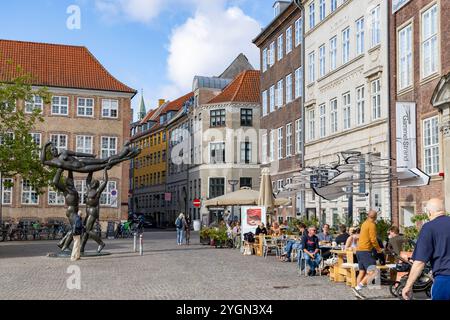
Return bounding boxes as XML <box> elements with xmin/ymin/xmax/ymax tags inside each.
<box><xmin>255</xmin><ymin>223</ymin><xmax>268</xmax><ymax>236</ymax></box>
<box><xmin>301</xmin><ymin>226</ymin><xmax>322</xmax><ymax>276</ymax></box>
<box><xmin>270</xmin><ymin>222</ymin><xmax>281</xmax><ymax>237</ymax></box>
<box><xmin>335</xmin><ymin>224</ymin><xmax>350</xmax><ymax>246</ymax></box>
<box><xmin>281</xmin><ymin>223</ymin><xmax>306</xmax><ymax>262</ymax></box>
<box><xmin>317</xmin><ymin>224</ymin><xmax>334</xmax><ymax>259</ymax></box>
<box><xmin>385</xmin><ymin>226</ymin><xmax>406</xmax><ymax>256</ymax></box>
<box><xmin>345</xmin><ymin>227</ymin><xmax>360</xmax><ymax>252</ymax></box>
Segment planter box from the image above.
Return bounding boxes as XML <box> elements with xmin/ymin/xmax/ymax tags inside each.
<box><xmin>200</xmin><ymin>236</ymin><xmax>210</xmax><ymax>245</ymax></box>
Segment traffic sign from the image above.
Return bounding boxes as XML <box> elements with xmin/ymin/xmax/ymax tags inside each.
<box><xmin>111</xmin><ymin>189</ymin><xmax>118</xmax><ymax>197</ymax></box>
<box><xmin>193</xmin><ymin>198</ymin><xmax>201</xmax><ymax>208</ymax></box>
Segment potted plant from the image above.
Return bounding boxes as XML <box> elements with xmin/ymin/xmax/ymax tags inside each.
<box><xmin>199</xmin><ymin>227</ymin><xmax>211</xmax><ymax>245</ymax></box>
<box><xmin>209</xmin><ymin>227</ymin><xmax>228</xmax><ymax>248</ymax></box>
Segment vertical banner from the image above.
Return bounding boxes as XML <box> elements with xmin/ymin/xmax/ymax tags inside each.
<box><xmin>396</xmin><ymin>102</ymin><xmax>416</xmax><ymax>172</ymax></box>
<box><xmin>241</xmin><ymin>206</ymin><xmax>267</xmax><ymax>235</ymax></box>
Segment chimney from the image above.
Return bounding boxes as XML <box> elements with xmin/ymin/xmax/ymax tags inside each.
<box><xmin>158</xmin><ymin>99</ymin><xmax>166</xmax><ymax>107</ymax></box>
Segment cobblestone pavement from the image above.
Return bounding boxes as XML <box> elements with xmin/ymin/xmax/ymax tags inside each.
<box><xmin>0</xmin><ymin>231</ymin><xmax>401</xmax><ymax>300</ymax></box>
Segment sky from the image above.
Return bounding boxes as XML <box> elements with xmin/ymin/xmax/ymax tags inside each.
<box><xmin>0</xmin><ymin>0</ymin><xmax>276</xmax><ymax>120</ymax></box>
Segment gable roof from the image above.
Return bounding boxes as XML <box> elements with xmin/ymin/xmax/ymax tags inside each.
<box><xmin>207</xmin><ymin>70</ymin><xmax>260</xmax><ymax>104</ymax></box>
<box><xmin>0</xmin><ymin>39</ymin><xmax>136</xmax><ymax>94</ymax></box>
<box><xmin>162</xmin><ymin>92</ymin><xmax>194</xmax><ymax>113</ymax></box>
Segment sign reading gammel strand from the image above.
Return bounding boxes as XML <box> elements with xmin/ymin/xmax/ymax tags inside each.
<box><xmin>392</xmin><ymin>0</ymin><xmax>411</xmax><ymax>14</ymax></box>
<box><xmin>396</xmin><ymin>102</ymin><xmax>416</xmax><ymax>171</ymax></box>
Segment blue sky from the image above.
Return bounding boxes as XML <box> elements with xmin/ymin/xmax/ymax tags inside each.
<box><xmin>0</xmin><ymin>0</ymin><xmax>276</xmax><ymax>120</ymax></box>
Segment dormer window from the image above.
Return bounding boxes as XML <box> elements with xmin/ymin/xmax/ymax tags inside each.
<box><xmin>274</xmin><ymin>2</ymin><xmax>281</xmax><ymax>17</ymax></box>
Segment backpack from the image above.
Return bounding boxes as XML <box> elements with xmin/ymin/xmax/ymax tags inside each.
<box><xmin>175</xmin><ymin>218</ymin><xmax>183</xmax><ymax>229</ymax></box>
<box><xmin>73</xmin><ymin>215</ymin><xmax>84</xmax><ymax>236</ymax></box>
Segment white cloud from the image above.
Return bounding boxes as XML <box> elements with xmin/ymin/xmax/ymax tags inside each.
<box><xmin>163</xmin><ymin>2</ymin><xmax>261</xmax><ymax>99</ymax></box>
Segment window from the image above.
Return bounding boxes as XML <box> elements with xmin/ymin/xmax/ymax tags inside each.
<box><xmin>308</xmin><ymin>51</ymin><xmax>316</xmax><ymax>83</ymax></box>
<box><xmin>308</xmin><ymin>109</ymin><xmax>315</xmax><ymax>141</ymax></box>
<box><xmin>210</xmin><ymin>142</ymin><xmax>225</xmax><ymax>164</ymax></box>
<box><xmin>101</xmin><ymin>136</ymin><xmax>117</xmax><ymax>158</ymax></box>
<box><xmin>331</xmin><ymin>0</ymin><xmax>337</xmax><ymax>12</ymax></box>
<box><xmin>240</xmin><ymin>142</ymin><xmax>252</xmax><ymax>164</ymax></box>
<box><xmin>269</xmin><ymin>130</ymin><xmax>275</xmax><ymax>162</ymax></box>
<box><xmin>269</xmin><ymin>42</ymin><xmax>275</xmax><ymax>66</ymax></box>
<box><xmin>286</xmin><ymin>27</ymin><xmax>293</xmax><ymax>54</ymax></box>
<box><xmin>277</xmin><ymin>34</ymin><xmax>284</xmax><ymax>61</ymax></box>
<box><xmin>76</xmin><ymin>135</ymin><xmax>93</xmax><ymax>154</ymax></box>
<box><xmin>319</xmin><ymin>44</ymin><xmax>326</xmax><ymax>77</ymax></box>
<box><xmin>371</xmin><ymin>79</ymin><xmax>381</xmax><ymax>120</ymax></box>
<box><xmin>286</xmin><ymin>74</ymin><xmax>293</xmax><ymax>103</ymax></box>
<box><xmin>356</xmin><ymin>86</ymin><xmax>365</xmax><ymax>125</ymax></box>
<box><xmin>262</xmin><ymin>91</ymin><xmax>268</xmax><ymax>116</ymax></box>
<box><xmin>342</xmin><ymin>27</ymin><xmax>350</xmax><ymax>64</ymax></box>
<box><xmin>295</xmin><ymin>119</ymin><xmax>302</xmax><ymax>154</ymax></box>
<box><xmin>31</xmin><ymin>132</ymin><xmax>41</xmax><ymax>148</ymax></box>
<box><xmin>356</xmin><ymin>17</ymin><xmax>365</xmax><ymax>55</ymax></box>
<box><xmin>100</xmin><ymin>181</ymin><xmax>117</xmax><ymax>207</ymax></box>
<box><xmin>240</xmin><ymin>177</ymin><xmax>252</xmax><ymax>189</ymax></box>
<box><xmin>277</xmin><ymin>180</ymin><xmax>284</xmax><ymax>191</ymax></box>
<box><xmin>262</xmin><ymin>133</ymin><xmax>268</xmax><ymax>164</ymax></box>
<box><xmin>25</xmin><ymin>95</ymin><xmax>43</xmax><ymax>114</ymax></box>
<box><xmin>50</xmin><ymin>134</ymin><xmax>67</xmax><ymax>154</ymax></box>
<box><xmin>330</xmin><ymin>36</ymin><xmax>337</xmax><ymax>70</ymax></box>
<box><xmin>423</xmin><ymin>116</ymin><xmax>439</xmax><ymax>175</ymax></box>
<box><xmin>309</xmin><ymin>2</ymin><xmax>315</xmax><ymax>29</ymax></box>
<box><xmin>295</xmin><ymin>67</ymin><xmax>303</xmax><ymax>98</ymax></box>
<box><xmin>398</xmin><ymin>24</ymin><xmax>413</xmax><ymax>89</ymax></box>
<box><xmin>21</xmin><ymin>180</ymin><xmax>38</xmax><ymax>205</ymax></box>
<box><xmin>277</xmin><ymin>127</ymin><xmax>283</xmax><ymax>159</ymax></box>
<box><xmin>286</xmin><ymin>123</ymin><xmax>292</xmax><ymax>157</ymax></box>
<box><xmin>330</xmin><ymin>98</ymin><xmax>338</xmax><ymax>133</ymax></box>
<box><xmin>77</xmin><ymin>98</ymin><xmax>94</xmax><ymax>117</ymax></box>
<box><xmin>262</xmin><ymin>48</ymin><xmax>268</xmax><ymax>72</ymax></box>
<box><xmin>371</xmin><ymin>5</ymin><xmax>381</xmax><ymax>47</ymax></box>
<box><xmin>274</xmin><ymin>2</ymin><xmax>280</xmax><ymax>16</ymax></box>
<box><xmin>319</xmin><ymin>0</ymin><xmax>326</xmax><ymax>21</ymax></box>
<box><xmin>102</xmin><ymin>99</ymin><xmax>118</xmax><ymax>118</ymax></box>
<box><xmin>241</xmin><ymin>109</ymin><xmax>253</xmax><ymax>126</ymax></box>
<box><xmin>421</xmin><ymin>4</ymin><xmax>438</xmax><ymax>78</ymax></box>
<box><xmin>295</xmin><ymin>18</ymin><xmax>302</xmax><ymax>46</ymax></box>
<box><xmin>343</xmin><ymin>92</ymin><xmax>351</xmax><ymax>130</ymax></box>
<box><xmin>2</xmin><ymin>178</ymin><xmax>12</xmax><ymax>205</ymax></box>
<box><xmin>277</xmin><ymin>79</ymin><xmax>284</xmax><ymax>107</ymax></box>
<box><xmin>319</xmin><ymin>104</ymin><xmax>326</xmax><ymax>138</ymax></box>
<box><xmin>51</xmin><ymin>96</ymin><xmax>69</xmax><ymax>115</ymax></box>
<box><xmin>210</xmin><ymin>109</ymin><xmax>226</xmax><ymax>127</ymax></box>
<box><xmin>75</xmin><ymin>180</ymin><xmax>86</xmax><ymax>205</ymax></box>
<box><xmin>48</xmin><ymin>187</ymin><xmax>65</xmax><ymax>205</ymax></box>
<box><xmin>209</xmin><ymin>178</ymin><xmax>225</xmax><ymax>199</ymax></box>
<box><xmin>269</xmin><ymin>86</ymin><xmax>275</xmax><ymax>112</ymax></box>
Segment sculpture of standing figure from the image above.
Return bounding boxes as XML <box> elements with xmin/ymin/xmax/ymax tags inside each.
<box><xmin>53</xmin><ymin>169</ymin><xmax>79</xmax><ymax>251</ymax></box>
<box><xmin>80</xmin><ymin>168</ymin><xmax>109</xmax><ymax>253</ymax></box>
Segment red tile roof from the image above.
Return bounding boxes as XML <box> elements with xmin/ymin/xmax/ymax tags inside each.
<box><xmin>162</xmin><ymin>92</ymin><xmax>194</xmax><ymax>113</ymax></box>
<box><xmin>0</xmin><ymin>39</ymin><xmax>136</xmax><ymax>94</ymax></box>
<box><xmin>207</xmin><ymin>70</ymin><xmax>260</xmax><ymax>104</ymax></box>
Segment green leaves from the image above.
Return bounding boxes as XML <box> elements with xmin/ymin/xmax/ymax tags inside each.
<box><xmin>0</xmin><ymin>65</ymin><xmax>53</xmax><ymax>193</ymax></box>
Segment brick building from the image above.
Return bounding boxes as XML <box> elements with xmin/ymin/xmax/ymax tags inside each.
<box><xmin>253</xmin><ymin>1</ymin><xmax>304</xmax><ymax>222</ymax></box>
<box><xmin>389</xmin><ymin>0</ymin><xmax>449</xmax><ymax>226</ymax></box>
<box><xmin>0</xmin><ymin>39</ymin><xmax>136</xmax><ymax>223</ymax></box>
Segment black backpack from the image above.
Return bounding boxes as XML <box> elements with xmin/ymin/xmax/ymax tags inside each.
<box><xmin>73</xmin><ymin>215</ymin><xmax>84</xmax><ymax>236</ymax></box>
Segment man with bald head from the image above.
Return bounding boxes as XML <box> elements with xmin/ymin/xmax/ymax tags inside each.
<box><xmin>352</xmin><ymin>209</ymin><xmax>383</xmax><ymax>299</ymax></box>
<box><xmin>403</xmin><ymin>198</ymin><xmax>450</xmax><ymax>300</ymax></box>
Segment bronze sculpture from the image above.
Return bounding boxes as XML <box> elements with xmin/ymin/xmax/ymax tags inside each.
<box><xmin>42</xmin><ymin>141</ymin><xmax>140</xmax><ymax>254</ymax></box>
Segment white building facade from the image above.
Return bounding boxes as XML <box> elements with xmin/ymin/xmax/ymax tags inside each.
<box><xmin>302</xmin><ymin>0</ymin><xmax>390</xmax><ymax>225</ymax></box>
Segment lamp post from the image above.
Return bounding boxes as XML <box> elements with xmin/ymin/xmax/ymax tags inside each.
<box><xmin>228</xmin><ymin>179</ymin><xmax>239</xmax><ymax>222</ymax></box>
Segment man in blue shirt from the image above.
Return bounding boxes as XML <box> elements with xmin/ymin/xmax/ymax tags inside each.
<box><xmin>403</xmin><ymin>198</ymin><xmax>450</xmax><ymax>300</ymax></box>
<box><xmin>302</xmin><ymin>226</ymin><xmax>322</xmax><ymax>276</ymax></box>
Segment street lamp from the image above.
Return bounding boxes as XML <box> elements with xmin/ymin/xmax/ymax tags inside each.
<box><xmin>228</xmin><ymin>179</ymin><xmax>239</xmax><ymax>223</ymax></box>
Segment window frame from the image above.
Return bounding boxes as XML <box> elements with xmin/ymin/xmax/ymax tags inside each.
<box><xmin>101</xmin><ymin>99</ymin><xmax>119</xmax><ymax>119</ymax></box>
<box><xmin>77</xmin><ymin>97</ymin><xmax>94</xmax><ymax>117</ymax></box>
<box><xmin>51</xmin><ymin>96</ymin><xmax>69</xmax><ymax>116</ymax></box>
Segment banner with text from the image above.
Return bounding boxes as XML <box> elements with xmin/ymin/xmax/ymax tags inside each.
<box><xmin>396</xmin><ymin>102</ymin><xmax>417</xmax><ymax>172</ymax></box>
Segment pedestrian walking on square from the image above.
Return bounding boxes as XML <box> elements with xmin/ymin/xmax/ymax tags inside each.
<box><xmin>185</xmin><ymin>215</ymin><xmax>191</xmax><ymax>245</ymax></box>
<box><xmin>175</xmin><ymin>213</ymin><xmax>186</xmax><ymax>245</ymax></box>
<box><xmin>71</xmin><ymin>211</ymin><xmax>84</xmax><ymax>261</ymax></box>
<box><xmin>352</xmin><ymin>209</ymin><xmax>383</xmax><ymax>299</ymax></box>
<box><xmin>403</xmin><ymin>198</ymin><xmax>450</xmax><ymax>300</ymax></box>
